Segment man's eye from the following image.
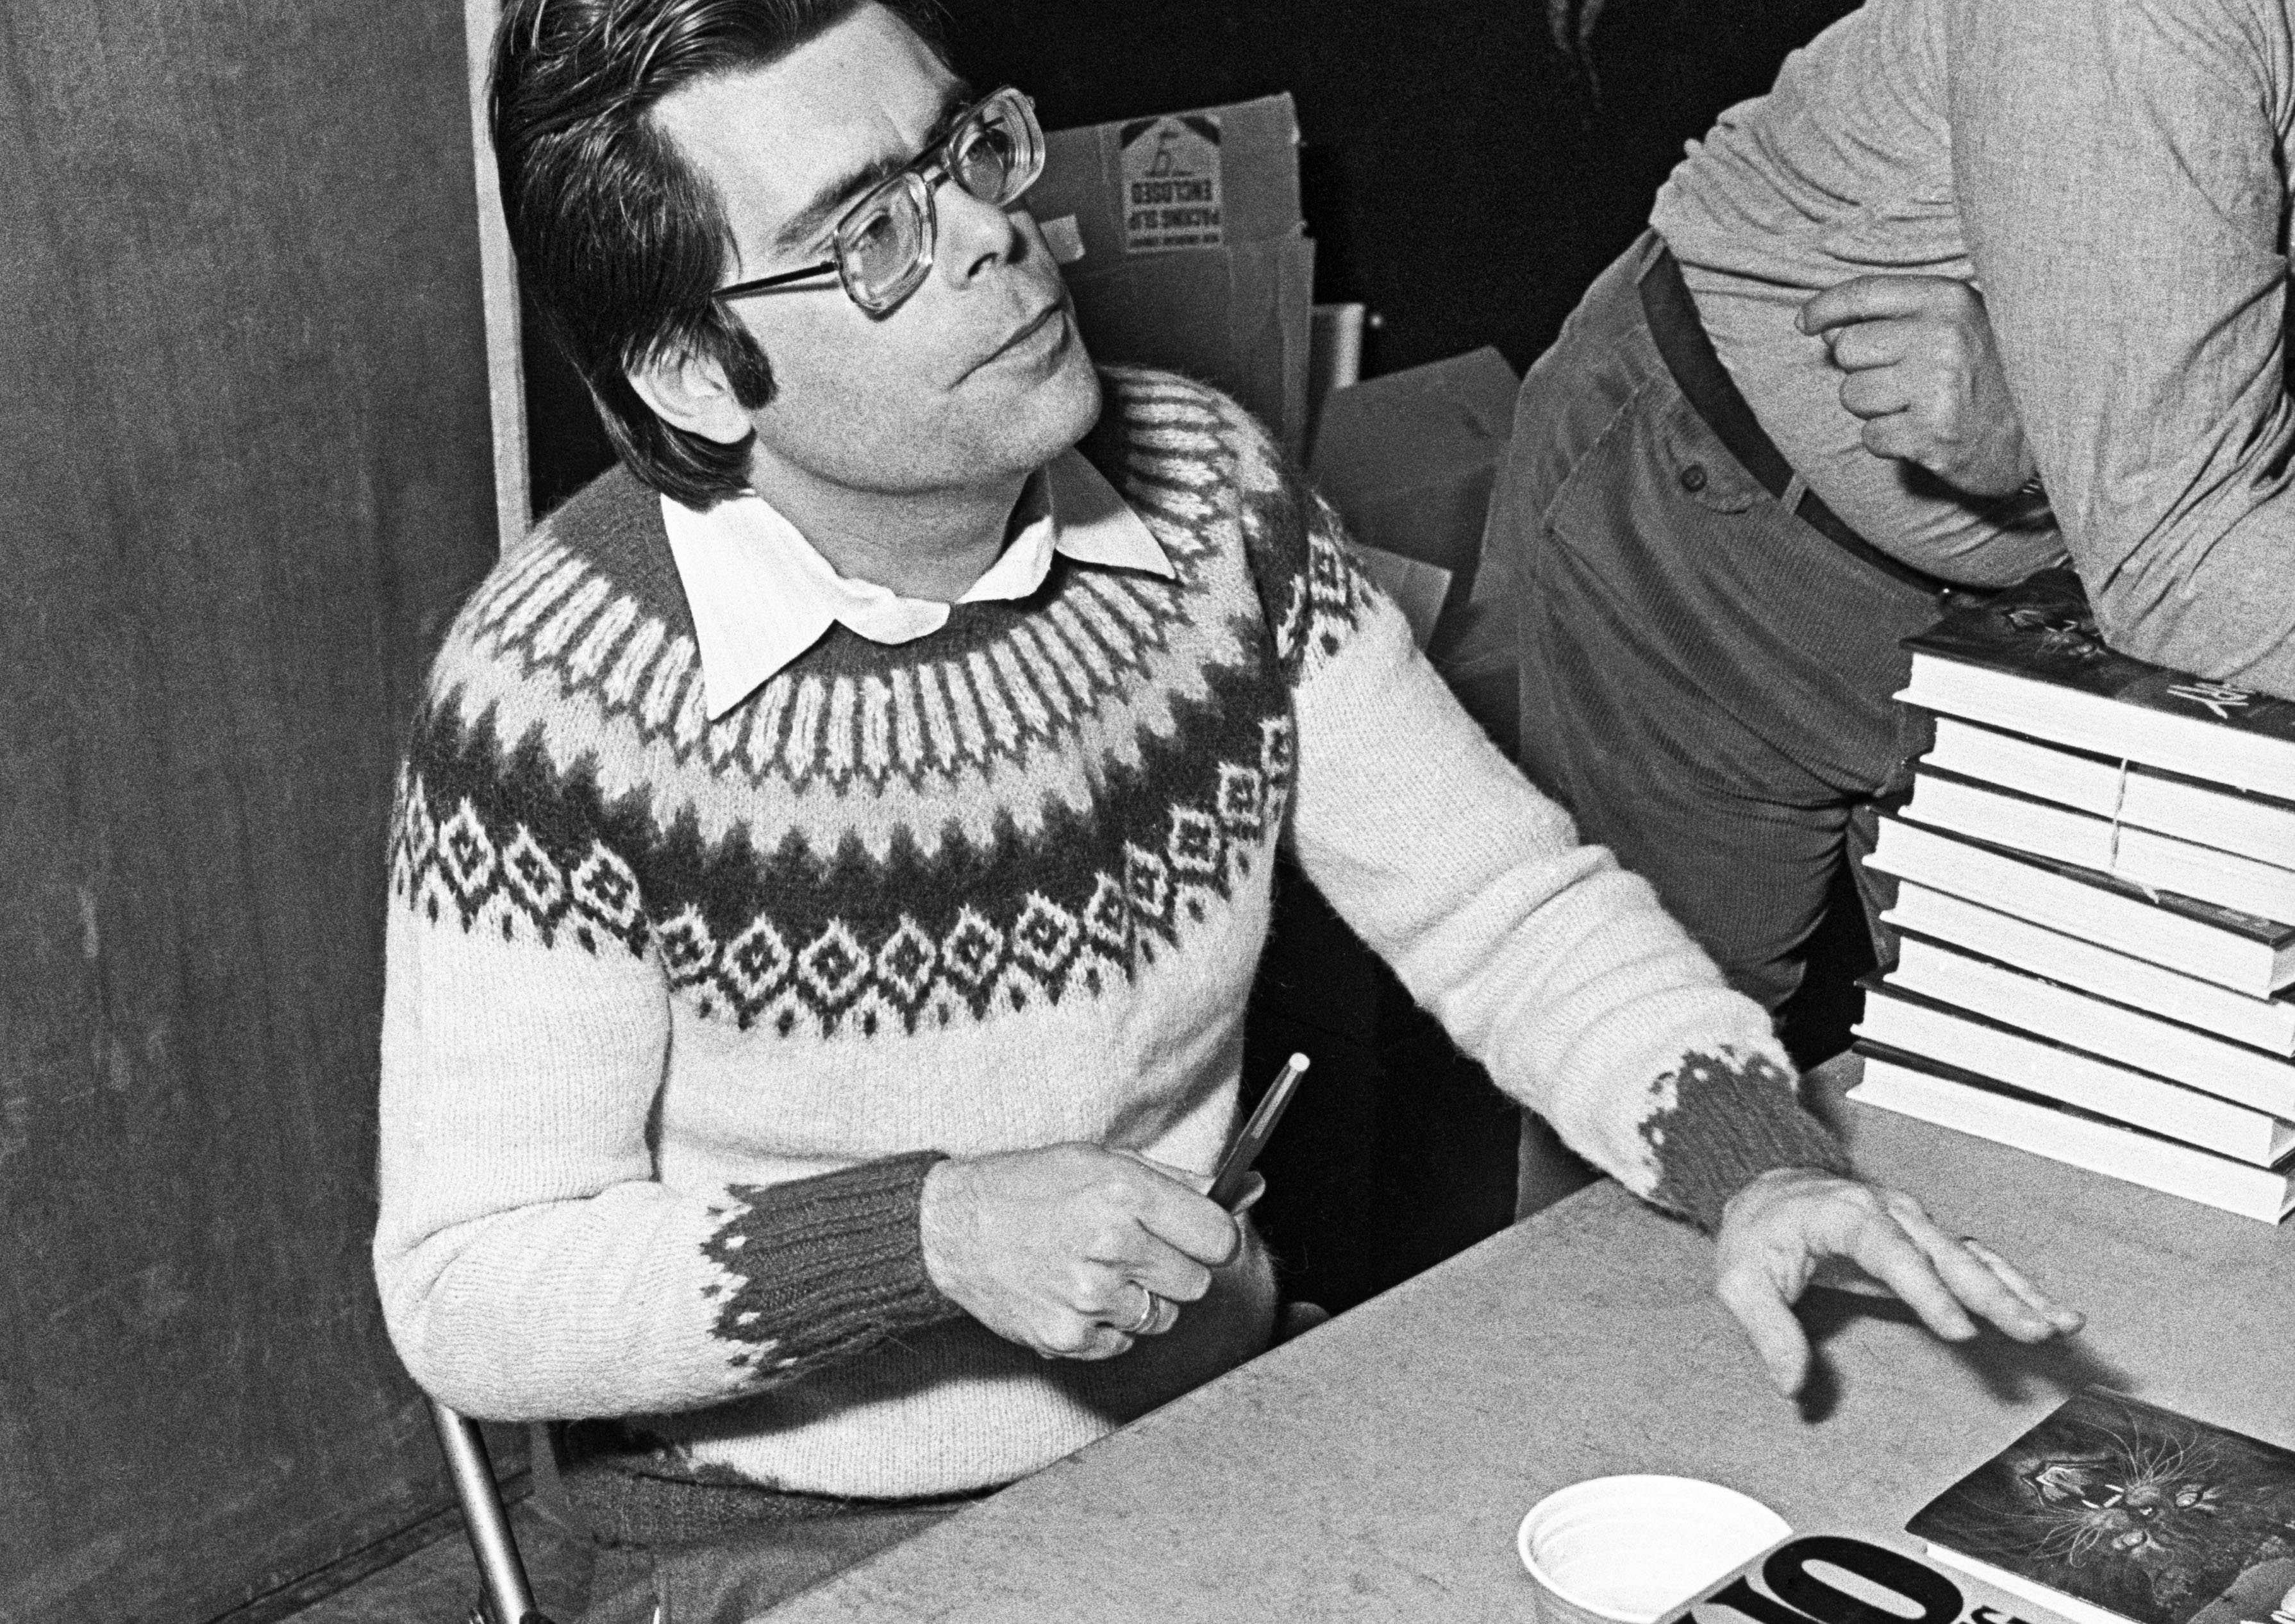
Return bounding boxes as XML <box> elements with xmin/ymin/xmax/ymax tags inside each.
<box><xmin>842</xmin><ymin>203</ymin><xmax>922</xmax><ymax>280</ymax></box>
<box><xmin>954</xmin><ymin>131</ymin><xmax>1013</xmax><ymax>197</ymax></box>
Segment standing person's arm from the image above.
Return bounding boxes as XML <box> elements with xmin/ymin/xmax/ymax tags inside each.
<box><xmin>1951</xmin><ymin>0</ymin><xmax>2295</xmax><ymax>692</ymax></box>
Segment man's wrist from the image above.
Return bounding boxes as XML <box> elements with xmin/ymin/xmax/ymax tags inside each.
<box><xmin>1719</xmin><ymin>1164</ymin><xmax>1840</xmax><ymax>1227</ymax></box>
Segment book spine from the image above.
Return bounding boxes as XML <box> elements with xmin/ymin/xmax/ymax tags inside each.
<box><xmin>1909</xmin><ymin>671</ymin><xmax>2295</xmax><ymax>866</ymax></box>
<box><xmin>1881</xmin><ymin>884</ymin><xmax>2295</xmax><ymax>1055</ymax></box>
<box><xmin>1900</xmin><ymin>653</ymin><xmax>2295</xmax><ymax>801</ymax></box>
<box><xmin>1869</xmin><ymin>817</ymin><xmax>2282</xmax><ymax>996</ymax></box>
<box><xmin>1849</xmin><ymin>1061</ymin><xmax>2291</xmax><ymax>1222</ymax></box>
<box><xmin>1888</xmin><ymin>937</ymin><xmax>2295</xmax><ymax>1118</ymax></box>
<box><xmin>1854</xmin><ymin>991</ymin><xmax>2287</xmax><ymax>1162</ymax></box>
<box><xmin>1905</xmin><ymin>770</ymin><xmax>2295</xmax><ymax>924</ymax></box>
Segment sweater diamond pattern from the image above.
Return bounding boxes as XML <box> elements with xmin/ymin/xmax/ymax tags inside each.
<box><xmin>387</xmin><ymin>371</ymin><xmax>1362</xmax><ymax>1041</ymax></box>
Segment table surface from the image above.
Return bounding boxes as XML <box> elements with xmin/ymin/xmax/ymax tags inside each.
<box><xmin>769</xmin><ymin>1055</ymin><xmax>2295</xmax><ymax>1623</ymax></box>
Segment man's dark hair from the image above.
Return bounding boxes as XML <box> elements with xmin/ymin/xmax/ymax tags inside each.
<box><xmin>492</xmin><ymin>0</ymin><xmax>949</xmax><ymax>508</ymax></box>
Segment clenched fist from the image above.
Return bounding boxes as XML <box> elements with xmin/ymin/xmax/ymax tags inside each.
<box><xmin>1800</xmin><ymin>274</ymin><xmax>2036</xmax><ymax>498</ymax></box>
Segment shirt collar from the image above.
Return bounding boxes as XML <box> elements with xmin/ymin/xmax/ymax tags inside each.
<box><xmin>660</xmin><ymin>448</ymin><xmax>1173</xmax><ymax>721</ymax></box>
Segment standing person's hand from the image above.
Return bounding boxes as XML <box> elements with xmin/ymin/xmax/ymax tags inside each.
<box><xmin>919</xmin><ymin>1144</ymin><xmax>1243</xmax><ymax>1360</ymax></box>
<box><xmin>1799</xmin><ymin>274</ymin><xmax>2036</xmax><ymax>498</ymax></box>
<box><xmin>1714</xmin><ymin>1166</ymin><xmax>2084</xmax><ymax>1396</ymax></box>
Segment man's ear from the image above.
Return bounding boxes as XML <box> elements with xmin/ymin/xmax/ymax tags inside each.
<box><xmin>626</xmin><ymin>340</ymin><xmax>755</xmax><ymax>445</ymax></box>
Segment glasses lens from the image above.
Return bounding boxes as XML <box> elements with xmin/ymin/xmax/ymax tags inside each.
<box><xmin>951</xmin><ymin>123</ymin><xmax>1013</xmax><ymax>201</ymax></box>
<box><xmin>952</xmin><ymin>93</ymin><xmax>1042</xmax><ymax>206</ymax></box>
<box><xmin>824</xmin><ymin>93</ymin><xmax>1041</xmax><ymax>315</ymax></box>
<box><xmin>837</xmin><ymin>178</ymin><xmax>930</xmax><ymax>310</ymax></box>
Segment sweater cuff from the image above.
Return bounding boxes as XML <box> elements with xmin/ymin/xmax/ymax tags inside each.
<box><xmin>701</xmin><ymin>1151</ymin><xmax>959</xmax><ymax>1378</ymax></box>
<box><xmin>1638</xmin><ymin>1047</ymin><xmax>1852</xmax><ymax>1232</ymax></box>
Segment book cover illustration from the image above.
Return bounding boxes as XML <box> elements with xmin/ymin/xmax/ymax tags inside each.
<box><xmin>1907</xmin><ymin>1389</ymin><xmax>2295</xmax><ymax>1624</ymax></box>
<box><xmin>1905</xmin><ymin>571</ymin><xmax>2295</xmax><ymax>747</ymax></box>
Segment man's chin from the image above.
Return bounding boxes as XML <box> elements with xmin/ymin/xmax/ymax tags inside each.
<box><xmin>992</xmin><ymin>335</ymin><xmax>1103</xmax><ymax>466</ymax></box>
<box><xmin>1045</xmin><ymin>337</ymin><xmax>1103</xmax><ymax>440</ymax></box>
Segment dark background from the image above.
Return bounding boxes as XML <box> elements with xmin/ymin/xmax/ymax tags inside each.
<box><xmin>0</xmin><ymin>1</ymin><xmax>1861</xmax><ymax>1619</ymax></box>
<box><xmin>529</xmin><ymin>0</ymin><xmax>1866</xmax><ymax>506</ymax></box>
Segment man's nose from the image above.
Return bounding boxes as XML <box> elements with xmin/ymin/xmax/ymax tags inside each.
<box><xmin>934</xmin><ymin>177</ymin><xmax>1028</xmax><ymax>286</ymax></box>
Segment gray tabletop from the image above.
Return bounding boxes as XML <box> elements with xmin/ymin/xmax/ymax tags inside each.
<box><xmin>767</xmin><ymin>1055</ymin><xmax>2295</xmax><ymax>1623</ymax></box>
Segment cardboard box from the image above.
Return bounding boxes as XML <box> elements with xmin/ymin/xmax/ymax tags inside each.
<box><xmin>1307</xmin><ymin>346</ymin><xmax>1521</xmax><ymax>649</ymax></box>
<box><xmin>1028</xmin><ymin>95</ymin><xmax>1315</xmax><ymax>458</ymax></box>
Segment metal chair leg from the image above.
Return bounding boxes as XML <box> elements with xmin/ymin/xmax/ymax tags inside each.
<box><xmin>427</xmin><ymin>1397</ymin><xmax>557</xmax><ymax>1624</ymax></box>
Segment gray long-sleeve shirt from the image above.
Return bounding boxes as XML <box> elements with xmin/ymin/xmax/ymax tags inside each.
<box><xmin>1651</xmin><ymin>0</ymin><xmax>2295</xmax><ymax>697</ymax></box>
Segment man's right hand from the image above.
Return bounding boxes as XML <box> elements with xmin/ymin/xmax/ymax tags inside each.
<box><xmin>1716</xmin><ymin>1166</ymin><xmax>2082</xmax><ymax>1397</ymax></box>
<box><xmin>1799</xmin><ymin>274</ymin><xmax>2036</xmax><ymax>498</ymax></box>
<box><xmin>919</xmin><ymin>1144</ymin><xmax>1242</xmax><ymax>1360</ymax></box>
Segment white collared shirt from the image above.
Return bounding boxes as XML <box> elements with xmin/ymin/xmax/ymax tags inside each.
<box><xmin>660</xmin><ymin>448</ymin><xmax>1176</xmax><ymax>722</ymax></box>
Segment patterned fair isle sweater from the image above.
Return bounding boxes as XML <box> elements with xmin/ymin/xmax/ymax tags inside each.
<box><xmin>374</xmin><ymin>367</ymin><xmax>1845</xmax><ymax>1500</ymax></box>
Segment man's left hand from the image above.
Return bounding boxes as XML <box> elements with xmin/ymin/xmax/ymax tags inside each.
<box><xmin>1715</xmin><ymin>1166</ymin><xmax>2085</xmax><ymax>1396</ymax></box>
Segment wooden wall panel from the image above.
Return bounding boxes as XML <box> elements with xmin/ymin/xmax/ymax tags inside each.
<box><xmin>0</xmin><ymin>2</ymin><xmax>501</xmax><ymax>1618</ymax></box>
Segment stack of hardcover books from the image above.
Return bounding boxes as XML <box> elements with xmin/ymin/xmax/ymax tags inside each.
<box><xmin>1849</xmin><ymin>569</ymin><xmax>2295</xmax><ymax>1223</ymax></box>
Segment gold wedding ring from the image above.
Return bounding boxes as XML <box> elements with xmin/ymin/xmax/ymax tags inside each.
<box><xmin>1122</xmin><ymin>1287</ymin><xmax>1162</xmax><ymax>1335</ymax></box>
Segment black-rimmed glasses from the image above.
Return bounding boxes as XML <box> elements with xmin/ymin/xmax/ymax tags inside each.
<box><xmin>712</xmin><ymin>87</ymin><xmax>1046</xmax><ymax>317</ymax></box>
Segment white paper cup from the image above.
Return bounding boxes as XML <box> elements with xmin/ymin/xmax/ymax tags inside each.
<box><xmin>1516</xmin><ymin>1475</ymin><xmax>1791</xmax><ymax>1624</ymax></box>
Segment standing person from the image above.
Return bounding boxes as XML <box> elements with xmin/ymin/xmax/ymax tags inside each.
<box><xmin>374</xmin><ymin>2</ymin><xmax>2080</xmax><ymax>1617</ymax></box>
<box><xmin>1451</xmin><ymin>0</ymin><xmax>2295</xmax><ymax>1021</ymax></box>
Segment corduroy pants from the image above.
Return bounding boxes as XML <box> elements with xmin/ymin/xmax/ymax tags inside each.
<box><xmin>1440</xmin><ymin>232</ymin><xmax>1952</xmax><ymax>1022</ymax></box>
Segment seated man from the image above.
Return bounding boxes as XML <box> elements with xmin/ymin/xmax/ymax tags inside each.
<box><xmin>372</xmin><ymin>1</ymin><xmax>2080</xmax><ymax>1617</ymax></box>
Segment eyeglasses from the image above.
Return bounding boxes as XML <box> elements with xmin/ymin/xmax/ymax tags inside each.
<box><xmin>712</xmin><ymin>87</ymin><xmax>1046</xmax><ymax>318</ymax></box>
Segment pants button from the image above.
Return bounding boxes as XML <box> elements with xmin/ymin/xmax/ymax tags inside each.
<box><xmin>1677</xmin><ymin>463</ymin><xmax>1708</xmax><ymax>492</ymax></box>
